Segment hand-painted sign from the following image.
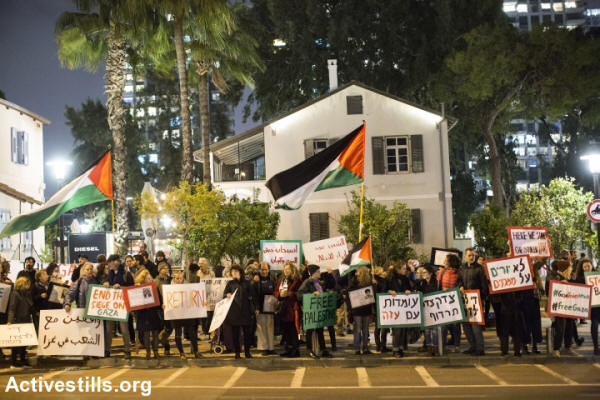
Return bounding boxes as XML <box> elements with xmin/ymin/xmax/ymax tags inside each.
<box><xmin>376</xmin><ymin>293</ymin><xmax>423</xmax><ymax>328</ymax></box>
<box><xmin>484</xmin><ymin>255</ymin><xmax>536</xmax><ymax>294</ymax></box>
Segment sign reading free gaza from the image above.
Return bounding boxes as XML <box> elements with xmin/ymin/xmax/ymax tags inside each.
<box><xmin>302</xmin><ymin>292</ymin><xmax>337</xmax><ymax>330</ymax></box>
<box><xmin>547</xmin><ymin>281</ymin><xmax>592</xmax><ymax>320</ymax></box>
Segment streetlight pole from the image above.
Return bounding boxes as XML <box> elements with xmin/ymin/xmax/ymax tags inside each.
<box><xmin>594</xmin><ymin>174</ymin><xmax>600</xmax><ymax>258</ymax></box>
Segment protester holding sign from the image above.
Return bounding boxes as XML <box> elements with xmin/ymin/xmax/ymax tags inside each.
<box><xmin>224</xmin><ymin>264</ymin><xmax>256</xmax><ymax>359</ymax></box>
<box><xmin>155</xmin><ymin>262</ymin><xmax>173</xmax><ymax>355</ymax></box>
<box><xmin>490</xmin><ymin>290</ymin><xmax>525</xmax><ymax>356</ymax></box>
<box><xmin>0</xmin><ymin>260</ymin><xmax>13</xmax><ymax>360</ymax></box>
<box><xmin>437</xmin><ymin>255</ymin><xmax>461</xmax><ymax>352</ymax></box>
<box><xmin>519</xmin><ymin>257</ymin><xmax>545</xmax><ymax>355</ymax></box>
<box><xmin>458</xmin><ymin>249</ymin><xmax>487</xmax><ymax>356</ymax></box>
<box><xmin>416</xmin><ymin>264</ymin><xmax>439</xmax><ymax>356</ymax></box>
<box><xmin>105</xmin><ymin>255</ymin><xmax>133</xmax><ymax>358</ymax></box>
<box><xmin>252</xmin><ymin>262</ymin><xmax>277</xmax><ymax>355</ymax></box>
<box><xmin>546</xmin><ymin>259</ymin><xmax>577</xmax><ymax>357</ymax></box>
<box><xmin>64</xmin><ymin>263</ymin><xmax>98</xmax><ymax>311</ymax></box>
<box><xmin>274</xmin><ymin>262</ymin><xmax>302</xmax><ymax>358</ymax></box>
<box><xmin>576</xmin><ymin>259</ymin><xmax>600</xmax><ymax>355</ymax></box>
<box><xmin>7</xmin><ymin>276</ymin><xmax>34</xmax><ymax>368</ymax></box>
<box><xmin>387</xmin><ymin>261</ymin><xmax>413</xmax><ymax>357</ymax></box>
<box><xmin>134</xmin><ymin>270</ymin><xmax>162</xmax><ymax>359</ymax></box>
<box><xmin>165</xmin><ymin>271</ymin><xmax>201</xmax><ymax>359</ymax></box>
<box><xmin>32</xmin><ymin>270</ymin><xmax>61</xmax><ymax>332</ymax></box>
<box><xmin>373</xmin><ymin>266</ymin><xmax>390</xmax><ymax>353</ymax></box>
<box><xmin>347</xmin><ymin>267</ymin><xmax>375</xmax><ymax>355</ymax></box>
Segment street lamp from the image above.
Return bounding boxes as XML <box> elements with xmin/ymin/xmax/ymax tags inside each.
<box><xmin>580</xmin><ymin>142</ymin><xmax>600</xmax><ymax>257</ymax></box>
<box><xmin>46</xmin><ymin>159</ymin><xmax>72</xmax><ymax>264</ymax></box>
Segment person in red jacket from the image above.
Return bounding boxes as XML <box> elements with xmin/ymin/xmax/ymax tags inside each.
<box><xmin>437</xmin><ymin>254</ymin><xmax>461</xmax><ymax>353</ymax></box>
<box><xmin>274</xmin><ymin>262</ymin><xmax>302</xmax><ymax>357</ymax></box>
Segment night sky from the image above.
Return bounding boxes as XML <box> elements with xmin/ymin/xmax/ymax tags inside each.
<box><xmin>0</xmin><ymin>0</ymin><xmax>256</xmax><ymax>199</ymax></box>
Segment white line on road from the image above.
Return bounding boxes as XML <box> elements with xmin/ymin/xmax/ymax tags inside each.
<box><xmin>594</xmin><ymin>363</ymin><xmax>600</xmax><ymax>370</ymax></box>
<box><xmin>224</xmin><ymin>367</ymin><xmax>247</xmax><ymax>389</ymax></box>
<box><xmin>356</xmin><ymin>367</ymin><xmax>371</xmax><ymax>387</ymax></box>
<box><xmin>156</xmin><ymin>367</ymin><xmax>189</xmax><ymax>388</ymax></box>
<box><xmin>42</xmin><ymin>370</ymin><xmax>65</xmax><ymax>380</ymax></box>
<box><xmin>290</xmin><ymin>367</ymin><xmax>305</xmax><ymax>388</ymax></box>
<box><xmin>474</xmin><ymin>364</ymin><xmax>508</xmax><ymax>386</ymax></box>
<box><xmin>414</xmin><ymin>366</ymin><xmax>439</xmax><ymax>387</ymax></box>
<box><xmin>104</xmin><ymin>368</ymin><xmax>129</xmax><ymax>381</ymax></box>
<box><xmin>534</xmin><ymin>364</ymin><xmax>578</xmax><ymax>385</ymax></box>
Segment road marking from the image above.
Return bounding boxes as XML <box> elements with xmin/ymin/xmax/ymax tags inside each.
<box><xmin>42</xmin><ymin>370</ymin><xmax>65</xmax><ymax>380</ymax></box>
<box><xmin>379</xmin><ymin>396</ymin><xmax>487</xmax><ymax>399</ymax></box>
<box><xmin>104</xmin><ymin>368</ymin><xmax>129</xmax><ymax>381</ymax></box>
<box><xmin>594</xmin><ymin>363</ymin><xmax>600</xmax><ymax>370</ymax></box>
<box><xmin>356</xmin><ymin>367</ymin><xmax>371</xmax><ymax>387</ymax></box>
<box><xmin>224</xmin><ymin>367</ymin><xmax>247</xmax><ymax>389</ymax></box>
<box><xmin>534</xmin><ymin>364</ymin><xmax>578</xmax><ymax>385</ymax></box>
<box><xmin>474</xmin><ymin>364</ymin><xmax>508</xmax><ymax>386</ymax></box>
<box><xmin>156</xmin><ymin>367</ymin><xmax>189</xmax><ymax>387</ymax></box>
<box><xmin>414</xmin><ymin>366</ymin><xmax>439</xmax><ymax>387</ymax></box>
<box><xmin>290</xmin><ymin>367</ymin><xmax>305</xmax><ymax>388</ymax></box>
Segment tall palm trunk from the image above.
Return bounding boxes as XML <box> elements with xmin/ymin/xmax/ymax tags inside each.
<box><xmin>173</xmin><ymin>15</ymin><xmax>193</xmax><ymax>184</ymax></box>
<box><xmin>105</xmin><ymin>28</ymin><xmax>129</xmax><ymax>254</ymax></box>
<box><xmin>198</xmin><ymin>71</ymin><xmax>211</xmax><ymax>189</ymax></box>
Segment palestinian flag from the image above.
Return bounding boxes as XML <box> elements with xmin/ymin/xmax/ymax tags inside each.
<box><xmin>339</xmin><ymin>236</ymin><xmax>372</xmax><ymax>276</ymax></box>
<box><xmin>0</xmin><ymin>152</ymin><xmax>113</xmax><ymax>237</ymax></box>
<box><xmin>265</xmin><ymin>123</ymin><xmax>365</xmax><ymax>210</ymax></box>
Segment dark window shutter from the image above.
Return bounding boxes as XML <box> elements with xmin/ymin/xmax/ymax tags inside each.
<box><xmin>11</xmin><ymin>128</ymin><xmax>17</xmax><ymax>163</ymax></box>
<box><xmin>411</xmin><ymin>209</ymin><xmax>422</xmax><ymax>243</ymax></box>
<box><xmin>411</xmin><ymin>134</ymin><xmax>424</xmax><ymax>173</ymax></box>
<box><xmin>309</xmin><ymin>213</ymin><xmax>320</xmax><ymax>242</ymax></box>
<box><xmin>309</xmin><ymin>213</ymin><xmax>329</xmax><ymax>241</ymax></box>
<box><xmin>319</xmin><ymin>213</ymin><xmax>329</xmax><ymax>239</ymax></box>
<box><xmin>304</xmin><ymin>139</ymin><xmax>314</xmax><ymax>159</ymax></box>
<box><xmin>346</xmin><ymin>95</ymin><xmax>363</xmax><ymax>115</ymax></box>
<box><xmin>372</xmin><ymin>136</ymin><xmax>385</xmax><ymax>175</ymax></box>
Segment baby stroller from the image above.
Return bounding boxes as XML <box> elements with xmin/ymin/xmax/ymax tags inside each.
<box><xmin>209</xmin><ymin>326</ymin><xmax>225</xmax><ymax>354</ymax></box>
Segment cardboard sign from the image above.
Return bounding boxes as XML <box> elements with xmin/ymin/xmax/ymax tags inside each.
<box><xmin>463</xmin><ymin>289</ymin><xmax>485</xmax><ymax>325</ymax></box>
<box><xmin>423</xmin><ymin>288</ymin><xmax>466</xmax><ymax>328</ymax></box>
<box><xmin>209</xmin><ymin>289</ymin><xmax>237</xmax><ymax>333</ymax></box>
<box><xmin>201</xmin><ymin>278</ymin><xmax>231</xmax><ymax>311</ymax></box>
<box><xmin>376</xmin><ymin>293</ymin><xmax>423</xmax><ymax>328</ymax></box>
<box><xmin>58</xmin><ymin>264</ymin><xmax>76</xmax><ymax>282</ymax></box>
<box><xmin>302</xmin><ymin>291</ymin><xmax>337</xmax><ymax>330</ymax></box>
<box><xmin>0</xmin><ymin>323</ymin><xmax>38</xmax><ymax>347</ymax></box>
<box><xmin>348</xmin><ymin>286</ymin><xmax>375</xmax><ymax>309</ymax></box>
<box><xmin>584</xmin><ymin>271</ymin><xmax>600</xmax><ymax>308</ymax></box>
<box><xmin>430</xmin><ymin>247</ymin><xmax>463</xmax><ymax>267</ymax></box>
<box><xmin>84</xmin><ymin>285</ymin><xmax>128</xmax><ymax>322</ymax></box>
<box><xmin>507</xmin><ymin>226</ymin><xmax>553</xmax><ymax>258</ymax></box>
<box><xmin>484</xmin><ymin>255</ymin><xmax>535</xmax><ymax>294</ymax></box>
<box><xmin>260</xmin><ymin>240</ymin><xmax>302</xmax><ymax>271</ymax></box>
<box><xmin>122</xmin><ymin>282</ymin><xmax>160</xmax><ymax>311</ymax></box>
<box><xmin>38</xmin><ymin>308</ymin><xmax>105</xmax><ymax>357</ymax></box>
<box><xmin>48</xmin><ymin>283</ymin><xmax>70</xmax><ymax>305</ymax></box>
<box><xmin>0</xmin><ymin>282</ymin><xmax>12</xmax><ymax>313</ymax></box>
<box><xmin>302</xmin><ymin>236</ymin><xmax>349</xmax><ymax>271</ymax></box>
<box><xmin>162</xmin><ymin>283</ymin><xmax>208</xmax><ymax>320</ymax></box>
<box><xmin>262</xmin><ymin>295</ymin><xmax>278</xmax><ymax>313</ymax></box>
<box><xmin>547</xmin><ymin>281</ymin><xmax>592</xmax><ymax>320</ymax></box>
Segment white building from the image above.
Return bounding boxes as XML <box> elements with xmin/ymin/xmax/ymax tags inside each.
<box><xmin>0</xmin><ymin>98</ymin><xmax>48</xmax><ymax>261</ymax></box>
<box><xmin>194</xmin><ymin>81</ymin><xmax>454</xmax><ymax>254</ymax></box>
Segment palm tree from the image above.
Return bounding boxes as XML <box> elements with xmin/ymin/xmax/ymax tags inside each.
<box><xmin>56</xmin><ymin>0</ymin><xmax>143</xmax><ymax>254</ymax></box>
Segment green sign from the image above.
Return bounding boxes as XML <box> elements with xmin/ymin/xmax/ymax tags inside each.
<box><xmin>302</xmin><ymin>291</ymin><xmax>337</xmax><ymax>330</ymax></box>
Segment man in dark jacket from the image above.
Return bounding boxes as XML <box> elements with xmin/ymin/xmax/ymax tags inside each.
<box><xmin>106</xmin><ymin>254</ymin><xmax>135</xmax><ymax>354</ymax></box>
<box><xmin>17</xmin><ymin>256</ymin><xmax>36</xmax><ymax>286</ymax></box>
<box><xmin>69</xmin><ymin>254</ymin><xmax>88</xmax><ymax>282</ymax></box>
<box><xmin>252</xmin><ymin>262</ymin><xmax>277</xmax><ymax>354</ymax></box>
<box><xmin>458</xmin><ymin>248</ymin><xmax>488</xmax><ymax>356</ymax></box>
<box><xmin>387</xmin><ymin>261</ymin><xmax>413</xmax><ymax>357</ymax></box>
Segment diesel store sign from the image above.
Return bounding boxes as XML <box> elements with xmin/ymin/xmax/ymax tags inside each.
<box><xmin>68</xmin><ymin>233</ymin><xmax>107</xmax><ymax>263</ymax></box>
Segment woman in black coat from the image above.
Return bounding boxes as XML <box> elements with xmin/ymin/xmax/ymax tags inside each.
<box><xmin>224</xmin><ymin>264</ymin><xmax>256</xmax><ymax>359</ymax></box>
<box><xmin>7</xmin><ymin>277</ymin><xmax>34</xmax><ymax>368</ymax></box>
<box><xmin>134</xmin><ymin>270</ymin><xmax>162</xmax><ymax>359</ymax></box>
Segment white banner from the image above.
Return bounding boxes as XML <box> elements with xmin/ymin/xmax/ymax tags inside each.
<box><xmin>0</xmin><ymin>323</ymin><xmax>38</xmax><ymax>347</ymax></box>
<box><xmin>162</xmin><ymin>283</ymin><xmax>208</xmax><ymax>320</ymax></box>
<box><xmin>209</xmin><ymin>289</ymin><xmax>237</xmax><ymax>333</ymax></box>
<box><xmin>376</xmin><ymin>293</ymin><xmax>423</xmax><ymax>328</ymax></box>
<box><xmin>547</xmin><ymin>281</ymin><xmax>592</xmax><ymax>319</ymax></box>
<box><xmin>302</xmin><ymin>236</ymin><xmax>349</xmax><ymax>271</ymax></box>
<box><xmin>348</xmin><ymin>286</ymin><xmax>375</xmax><ymax>309</ymax></box>
<box><xmin>0</xmin><ymin>282</ymin><xmax>11</xmax><ymax>314</ymax></box>
<box><xmin>84</xmin><ymin>285</ymin><xmax>128</xmax><ymax>321</ymax></box>
<box><xmin>260</xmin><ymin>240</ymin><xmax>302</xmax><ymax>271</ymax></box>
<box><xmin>38</xmin><ymin>308</ymin><xmax>104</xmax><ymax>357</ymax></box>
<box><xmin>48</xmin><ymin>283</ymin><xmax>69</xmax><ymax>305</ymax></box>
<box><xmin>201</xmin><ymin>278</ymin><xmax>232</xmax><ymax>311</ymax></box>
<box><xmin>584</xmin><ymin>272</ymin><xmax>600</xmax><ymax>308</ymax></box>
<box><xmin>507</xmin><ymin>226</ymin><xmax>553</xmax><ymax>258</ymax></box>
<box><xmin>463</xmin><ymin>290</ymin><xmax>484</xmax><ymax>325</ymax></box>
<box><xmin>423</xmin><ymin>288</ymin><xmax>465</xmax><ymax>328</ymax></box>
<box><xmin>484</xmin><ymin>255</ymin><xmax>535</xmax><ymax>294</ymax></box>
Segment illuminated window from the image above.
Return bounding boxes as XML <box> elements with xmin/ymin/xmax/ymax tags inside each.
<box><xmin>554</xmin><ymin>3</ymin><xmax>564</xmax><ymax>11</ymax></box>
<box><xmin>147</xmin><ymin>107</ymin><xmax>157</xmax><ymax>116</ymax></box>
<box><xmin>565</xmin><ymin>1</ymin><xmax>577</xmax><ymax>8</ymax></box>
<box><xmin>541</xmin><ymin>3</ymin><xmax>551</xmax><ymax>10</ymax></box>
<box><xmin>516</xmin><ymin>3</ymin><xmax>528</xmax><ymax>12</ymax></box>
<box><xmin>503</xmin><ymin>2</ymin><xmax>517</xmax><ymax>12</ymax></box>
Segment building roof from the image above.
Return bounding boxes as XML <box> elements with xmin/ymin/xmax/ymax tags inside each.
<box><xmin>193</xmin><ymin>81</ymin><xmax>452</xmax><ymax>162</ymax></box>
<box><xmin>0</xmin><ymin>182</ymin><xmax>43</xmax><ymax>205</ymax></box>
<box><xmin>0</xmin><ymin>98</ymin><xmax>51</xmax><ymax>125</ymax></box>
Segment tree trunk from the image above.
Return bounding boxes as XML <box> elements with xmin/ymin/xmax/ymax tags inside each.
<box><xmin>482</xmin><ymin>111</ymin><xmax>505</xmax><ymax>214</ymax></box>
<box><xmin>174</xmin><ymin>16</ymin><xmax>193</xmax><ymax>184</ymax></box>
<box><xmin>198</xmin><ymin>72</ymin><xmax>212</xmax><ymax>189</ymax></box>
<box><xmin>105</xmin><ymin>29</ymin><xmax>129</xmax><ymax>255</ymax></box>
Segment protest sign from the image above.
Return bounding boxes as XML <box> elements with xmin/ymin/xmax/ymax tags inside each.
<box><xmin>507</xmin><ymin>226</ymin><xmax>553</xmax><ymax>258</ymax></box>
<box><xmin>122</xmin><ymin>282</ymin><xmax>160</xmax><ymax>311</ymax></box>
<box><xmin>584</xmin><ymin>271</ymin><xmax>600</xmax><ymax>308</ymax></box>
<box><xmin>0</xmin><ymin>282</ymin><xmax>11</xmax><ymax>313</ymax></box>
<box><xmin>47</xmin><ymin>283</ymin><xmax>69</xmax><ymax>305</ymax></box>
<box><xmin>423</xmin><ymin>288</ymin><xmax>466</xmax><ymax>328</ymax></box>
<box><xmin>162</xmin><ymin>283</ymin><xmax>208</xmax><ymax>320</ymax></box>
<box><xmin>484</xmin><ymin>255</ymin><xmax>535</xmax><ymax>294</ymax></box>
<box><xmin>376</xmin><ymin>293</ymin><xmax>423</xmax><ymax>328</ymax></box>
<box><xmin>201</xmin><ymin>278</ymin><xmax>231</xmax><ymax>311</ymax></box>
<box><xmin>58</xmin><ymin>264</ymin><xmax>76</xmax><ymax>282</ymax></box>
<box><xmin>348</xmin><ymin>286</ymin><xmax>375</xmax><ymax>309</ymax></box>
<box><xmin>547</xmin><ymin>281</ymin><xmax>592</xmax><ymax>319</ymax></box>
<box><xmin>0</xmin><ymin>323</ymin><xmax>38</xmax><ymax>347</ymax></box>
<box><xmin>84</xmin><ymin>285</ymin><xmax>128</xmax><ymax>322</ymax></box>
<box><xmin>260</xmin><ymin>240</ymin><xmax>302</xmax><ymax>271</ymax></box>
<box><xmin>38</xmin><ymin>308</ymin><xmax>104</xmax><ymax>357</ymax></box>
<box><xmin>263</xmin><ymin>295</ymin><xmax>278</xmax><ymax>313</ymax></box>
<box><xmin>209</xmin><ymin>289</ymin><xmax>237</xmax><ymax>332</ymax></box>
<box><xmin>302</xmin><ymin>236</ymin><xmax>349</xmax><ymax>271</ymax></box>
<box><xmin>463</xmin><ymin>290</ymin><xmax>484</xmax><ymax>325</ymax></box>
<box><xmin>430</xmin><ymin>248</ymin><xmax>463</xmax><ymax>267</ymax></box>
<box><xmin>302</xmin><ymin>291</ymin><xmax>337</xmax><ymax>330</ymax></box>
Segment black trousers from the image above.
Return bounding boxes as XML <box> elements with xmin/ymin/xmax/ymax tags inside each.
<box><xmin>306</xmin><ymin>328</ymin><xmax>326</xmax><ymax>353</ymax></box>
<box><xmin>11</xmin><ymin>347</ymin><xmax>26</xmax><ymax>365</ymax></box>
<box><xmin>553</xmin><ymin>317</ymin><xmax>575</xmax><ymax>350</ymax></box>
<box><xmin>231</xmin><ymin>324</ymin><xmax>252</xmax><ymax>355</ymax></box>
<box><xmin>374</xmin><ymin>327</ymin><xmax>389</xmax><ymax>349</ymax></box>
<box><xmin>174</xmin><ymin>322</ymin><xmax>198</xmax><ymax>354</ymax></box>
<box><xmin>326</xmin><ymin>325</ymin><xmax>336</xmax><ymax>349</ymax></box>
<box><xmin>521</xmin><ymin>296</ymin><xmax>543</xmax><ymax>345</ymax></box>
<box><xmin>281</xmin><ymin>320</ymin><xmax>299</xmax><ymax>353</ymax></box>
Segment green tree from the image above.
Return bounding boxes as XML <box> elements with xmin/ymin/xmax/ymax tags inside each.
<box><xmin>451</xmin><ymin>170</ymin><xmax>485</xmax><ymax>234</ymax></box>
<box><xmin>338</xmin><ymin>191</ymin><xmax>413</xmax><ymax>266</ymax></box>
<box><xmin>469</xmin><ymin>203</ymin><xmax>510</xmax><ymax>258</ymax></box>
<box><xmin>510</xmin><ymin>177</ymin><xmax>597</xmax><ymax>256</ymax></box>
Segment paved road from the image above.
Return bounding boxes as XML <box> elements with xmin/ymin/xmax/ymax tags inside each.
<box><xmin>1</xmin><ymin>362</ymin><xmax>599</xmax><ymax>399</ymax></box>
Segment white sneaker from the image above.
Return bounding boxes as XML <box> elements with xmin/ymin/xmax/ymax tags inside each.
<box><xmin>10</xmin><ymin>365</ymin><xmax>21</xmax><ymax>370</ymax></box>
<box><xmin>552</xmin><ymin>350</ymin><xmax>560</xmax><ymax>358</ymax></box>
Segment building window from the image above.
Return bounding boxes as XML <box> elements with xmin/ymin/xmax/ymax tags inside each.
<box><xmin>372</xmin><ymin>135</ymin><xmax>424</xmax><ymax>174</ymax></box>
<box><xmin>313</xmin><ymin>139</ymin><xmax>328</xmax><ymax>154</ymax></box>
<box><xmin>309</xmin><ymin>213</ymin><xmax>329</xmax><ymax>242</ymax></box>
<box><xmin>11</xmin><ymin>128</ymin><xmax>28</xmax><ymax>165</ymax></box>
<box><xmin>23</xmin><ymin>231</ymin><xmax>33</xmax><ymax>251</ymax></box>
<box><xmin>346</xmin><ymin>95</ymin><xmax>363</xmax><ymax>115</ymax></box>
<box><xmin>385</xmin><ymin>136</ymin><xmax>410</xmax><ymax>173</ymax></box>
<box><xmin>0</xmin><ymin>209</ymin><xmax>11</xmax><ymax>251</ymax></box>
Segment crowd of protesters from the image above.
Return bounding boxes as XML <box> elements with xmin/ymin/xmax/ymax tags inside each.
<box><xmin>0</xmin><ymin>246</ymin><xmax>599</xmax><ymax>368</ymax></box>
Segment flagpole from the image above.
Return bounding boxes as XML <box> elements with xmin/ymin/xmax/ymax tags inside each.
<box><xmin>358</xmin><ymin>120</ymin><xmax>366</xmax><ymax>242</ymax></box>
<box><xmin>111</xmin><ymin>199</ymin><xmax>115</xmax><ymax>234</ymax></box>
